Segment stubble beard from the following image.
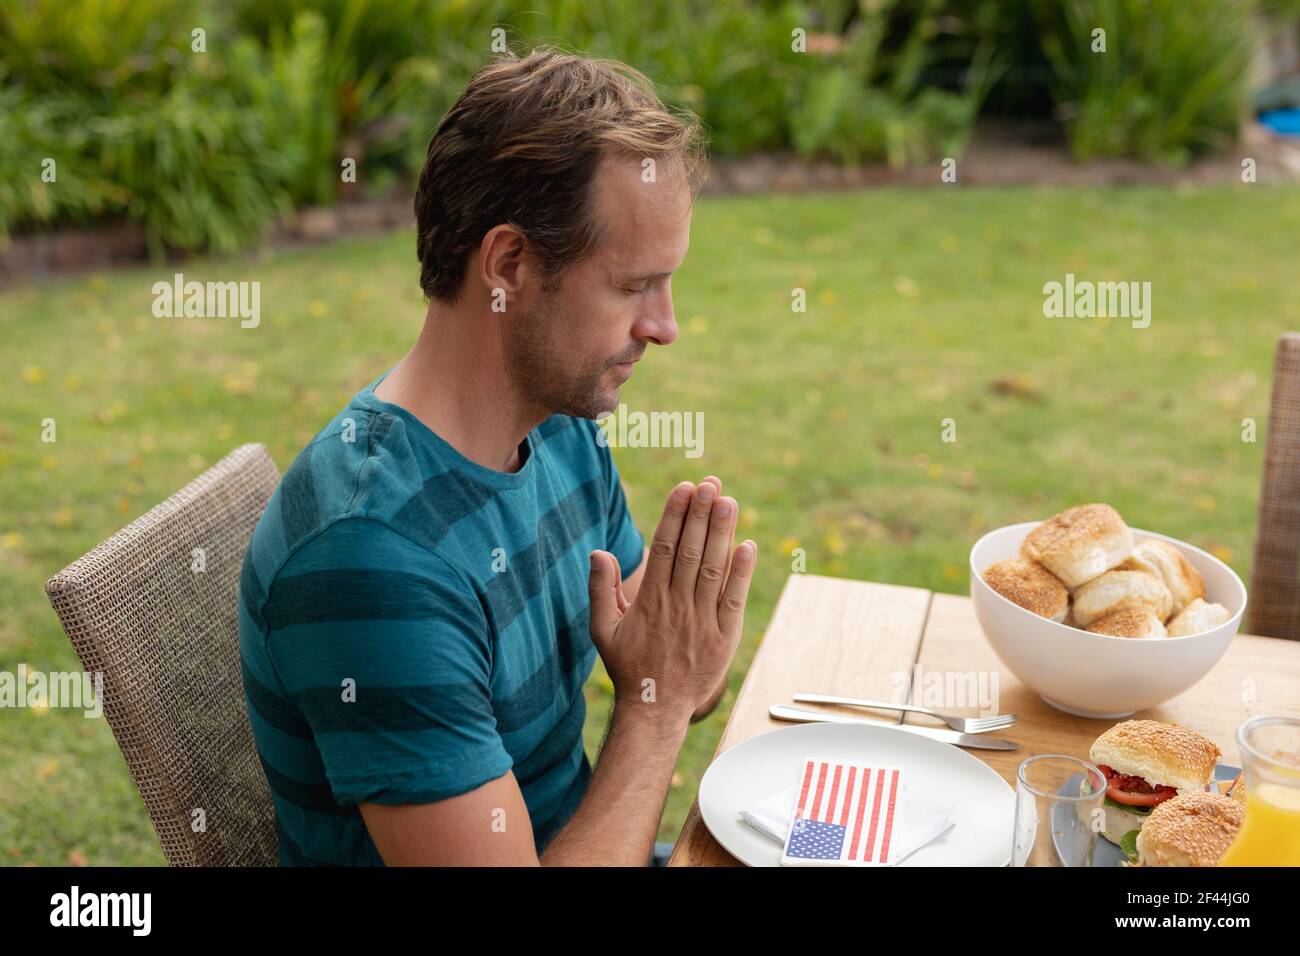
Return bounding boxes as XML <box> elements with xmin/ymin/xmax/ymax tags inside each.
<box><xmin>503</xmin><ymin>286</ymin><xmax>619</xmax><ymax>421</ymax></box>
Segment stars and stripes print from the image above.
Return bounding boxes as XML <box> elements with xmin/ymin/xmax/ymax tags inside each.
<box><xmin>780</xmin><ymin>759</ymin><xmax>903</xmax><ymax>866</ymax></box>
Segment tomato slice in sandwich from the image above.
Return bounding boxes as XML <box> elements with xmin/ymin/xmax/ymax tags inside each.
<box><xmin>1097</xmin><ymin>764</ymin><xmax>1178</xmax><ymax>808</ymax></box>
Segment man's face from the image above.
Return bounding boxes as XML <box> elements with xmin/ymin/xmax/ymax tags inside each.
<box><xmin>503</xmin><ymin>155</ymin><xmax>691</xmax><ymax>419</ymax></box>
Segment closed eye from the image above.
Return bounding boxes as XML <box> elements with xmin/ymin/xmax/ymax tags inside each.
<box><xmin>619</xmin><ymin>272</ymin><xmax>670</xmax><ymax>296</ymax></box>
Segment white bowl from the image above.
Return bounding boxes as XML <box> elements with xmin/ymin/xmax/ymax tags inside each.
<box><xmin>970</xmin><ymin>522</ymin><xmax>1246</xmax><ymax>719</ymax></box>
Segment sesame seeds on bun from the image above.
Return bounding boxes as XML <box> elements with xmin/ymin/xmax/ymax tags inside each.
<box><xmin>1135</xmin><ymin>791</ymin><xmax>1244</xmax><ymax>867</ymax></box>
<box><xmin>981</xmin><ymin>558</ymin><xmax>1069</xmax><ymax>622</ymax></box>
<box><xmin>1085</xmin><ymin>607</ymin><xmax>1168</xmax><ymax>639</ymax></box>
<box><xmin>1090</xmin><ymin>720</ymin><xmax>1221</xmax><ymax>793</ymax></box>
<box><xmin>1020</xmin><ymin>504</ymin><xmax>1133</xmax><ymax>589</ymax></box>
<box><xmin>998</xmin><ymin>504</ymin><xmax>1233</xmax><ymax>644</ymax></box>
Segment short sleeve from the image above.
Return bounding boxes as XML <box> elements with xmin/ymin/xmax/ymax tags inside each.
<box><xmin>599</xmin><ymin>444</ymin><xmax>644</xmax><ymax>578</ymax></box>
<box><xmin>261</xmin><ymin>517</ymin><xmax>512</xmax><ymax>806</ymax></box>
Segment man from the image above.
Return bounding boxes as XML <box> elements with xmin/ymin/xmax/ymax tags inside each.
<box><xmin>237</xmin><ymin>48</ymin><xmax>757</xmax><ymax>866</ymax></box>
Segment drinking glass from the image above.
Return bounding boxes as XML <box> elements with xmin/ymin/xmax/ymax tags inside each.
<box><xmin>1220</xmin><ymin>715</ymin><xmax>1300</xmax><ymax>866</ymax></box>
<box><xmin>1012</xmin><ymin>754</ymin><xmax>1106</xmax><ymax>866</ymax></box>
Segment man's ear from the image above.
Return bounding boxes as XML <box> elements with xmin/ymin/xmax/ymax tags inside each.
<box><xmin>478</xmin><ymin>224</ymin><xmax>529</xmax><ymax>307</ymax></box>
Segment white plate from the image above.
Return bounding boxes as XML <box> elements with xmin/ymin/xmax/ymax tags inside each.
<box><xmin>698</xmin><ymin>722</ymin><xmax>1016</xmax><ymax>866</ymax></box>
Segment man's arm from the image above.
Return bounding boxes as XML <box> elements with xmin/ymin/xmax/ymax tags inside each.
<box><xmin>540</xmin><ymin>697</ymin><xmax>689</xmax><ymax>864</ymax></box>
<box><xmin>360</xmin><ymin>772</ymin><xmax>537</xmax><ymax>865</ymax></box>
<box><xmin>361</xmin><ymin>478</ymin><xmax>755</xmax><ymax>865</ymax></box>
<box><xmin>359</xmin><ymin>696</ymin><xmax>691</xmax><ymax>866</ymax></box>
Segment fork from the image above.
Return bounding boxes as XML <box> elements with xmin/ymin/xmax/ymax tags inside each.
<box><xmin>792</xmin><ymin>692</ymin><xmax>1017</xmax><ymax>735</ymax></box>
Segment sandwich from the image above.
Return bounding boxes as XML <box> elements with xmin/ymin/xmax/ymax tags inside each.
<box><xmin>1133</xmin><ymin>791</ymin><xmax>1244</xmax><ymax>866</ymax></box>
<box><xmin>1089</xmin><ymin>720</ymin><xmax>1222</xmax><ymax>855</ymax></box>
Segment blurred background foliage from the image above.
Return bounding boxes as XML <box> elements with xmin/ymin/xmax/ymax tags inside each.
<box><xmin>0</xmin><ymin>0</ymin><xmax>1291</xmax><ymax>255</ymax></box>
<box><xmin>5</xmin><ymin>0</ymin><xmax>1300</xmax><ymax>868</ymax></box>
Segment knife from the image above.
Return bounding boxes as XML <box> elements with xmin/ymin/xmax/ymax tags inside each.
<box><xmin>769</xmin><ymin>704</ymin><xmax>1019</xmax><ymax>751</ymax></box>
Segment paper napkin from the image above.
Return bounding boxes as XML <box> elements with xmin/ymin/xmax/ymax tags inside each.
<box><xmin>741</xmin><ymin>757</ymin><xmax>955</xmax><ymax>867</ymax></box>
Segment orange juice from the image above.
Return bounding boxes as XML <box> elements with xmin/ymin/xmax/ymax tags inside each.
<box><xmin>1219</xmin><ymin>715</ymin><xmax>1300</xmax><ymax>867</ymax></box>
<box><xmin>1220</xmin><ymin>783</ymin><xmax>1300</xmax><ymax>866</ymax></box>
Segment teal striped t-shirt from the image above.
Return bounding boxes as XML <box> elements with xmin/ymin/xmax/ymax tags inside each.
<box><xmin>237</xmin><ymin>373</ymin><xmax>644</xmax><ymax>865</ymax></box>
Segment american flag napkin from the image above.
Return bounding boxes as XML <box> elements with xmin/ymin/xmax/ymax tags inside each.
<box><xmin>772</xmin><ymin>758</ymin><xmax>944</xmax><ymax>866</ymax></box>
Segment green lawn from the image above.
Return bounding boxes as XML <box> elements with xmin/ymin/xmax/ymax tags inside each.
<box><xmin>3</xmin><ymin>184</ymin><xmax>1299</xmax><ymax>865</ymax></box>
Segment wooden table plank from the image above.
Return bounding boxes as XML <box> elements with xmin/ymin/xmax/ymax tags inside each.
<box><xmin>668</xmin><ymin>573</ymin><xmax>933</xmax><ymax>866</ymax></box>
<box><xmin>907</xmin><ymin>592</ymin><xmax>1300</xmax><ymax>784</ymax></box>
<box><xmin>670</xmin><ymin>575</ymin><xmax>1300</xmax><ymax>866</ymax></box>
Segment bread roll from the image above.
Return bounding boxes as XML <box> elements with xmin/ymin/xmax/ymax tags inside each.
<box><xmin>981</xmin><ymin>558</ymin><xmax>1069</xmax><ymax>622</ymax></box>
<box><xmin>1135</xmin><ymin>792</ymin><xmax>1243</xmax><ymax>867</ymax></box>
<box><xmin>1167</xmin><ymin>597</ymin><xmax>1232</xmax><ymax>637</ymax></box>
<box><xmin>1073</xmin><ymin>570</ymin><xmax>1173</xmax><ymax>626</ymax></box>
<box><xmin>1119</xmin><ymin>539</ymin><xmax>1205</xmax><ymax>616</ymax></box>
<box><xmin>1086</xmin><ymin>608</ymin><xmax>1168</xmax><ymax>638</ymax></box>
<box><xmin>1020</xmin><ymin>504</ymin><xmax>1133</xmax><ymax>588</ymax></box>
<box><xmin>1090</xmin><ymin>720</ymin><xmax>1221</xmax><ymax>792</ymax></box>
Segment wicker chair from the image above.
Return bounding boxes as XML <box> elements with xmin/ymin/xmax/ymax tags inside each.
<box><xmin>1248</xmin><ymin>333</ymin><xmax>1300</xmax><ymax>642</ymax></box>
<box><xmin>45</xmin><ymin>443</ymin><xmax>281</xmax><ymax>866</ymax></box>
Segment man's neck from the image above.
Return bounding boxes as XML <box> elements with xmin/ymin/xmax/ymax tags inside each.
<box><xmin>374</xmin><ymin>304</ymin><xmax>543</xmax><ymax>473</ymax></box>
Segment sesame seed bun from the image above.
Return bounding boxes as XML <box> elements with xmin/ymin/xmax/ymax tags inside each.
<box><xmin>1118</xmin><ymin>539</ymin><xmax>1206</xmax><ymax>616</ymax></box>
<box><xmin>1135</xmin><ymin>792</ymin><xmax>1243</xmax><ymax>867</ymax></box>
<box><xmin>1090</xmin><ymin>720</ymin><xmax>1222</xmax><ymax>792</ymax></box>
<box><xmin>1020</xmin><ymin>504</ymin><xmax>1133</xmax><ymax>589</ymax></box>
<box><xmin>1073</xmin><ymin>570</ymin><xmax>1173</xmax><ymax>627</ymax></box>
<box><xmin>981</xmin><ymin>558</ymin><xmax>1069</xmax><ymax>622</ymax></box>
<box><xmin>1085</xmin><ymin>607</ymin><xmax>1168</xmax><ymax>639</ymax></box>
<box><xmin>1167</xmin><ymin>598</ymin><xmax>1232</xmax><ymax>637</ymax></box>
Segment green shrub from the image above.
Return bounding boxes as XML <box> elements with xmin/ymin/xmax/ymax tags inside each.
<box><xmin>1034</xmin><ymin>0</ymin><xmax>1254</xmax><ymax>163</ymax></box>
<box><xmin>0</xmin><ymin>84</ymin><xmax>129</xmax><ymax>234</ymax></box>
<box><xmin>0</xmin><ymin>0</ymin><xmax>365</xmax><ymax>253</ymax></box>
<box><xmin>84</xmin><ymin>42</ymin><xmax>300</xmax><ymax>257</ymax></box>
<box><xmin>232</xmin><ymin>0</ymin><xmax>485</xmax><ymax>200</ymax></box>
<box><xmin>521</xmin><ymin>0</ymin><xmax>800</xmax><ymax>155</ymax></box>
<box><xmin>0</xmin><ymin>0</ymin><xmax>1271</xmax><ymax>254</ymax></box>
<box><xmin>787</xmin><ymin>0</ymin><xmax>1000</xmax><ymax>167</ymax></box>
<box><xmin>0</xmin><ymin>0</ymin><xmax>202</xmax><ymax>99</ymax></box>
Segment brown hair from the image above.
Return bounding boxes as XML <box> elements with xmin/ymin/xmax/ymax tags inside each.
<box><xmin>414</xmin><ymin>47</ymin><xmax>707</xmax><ymax>303</ymax></box>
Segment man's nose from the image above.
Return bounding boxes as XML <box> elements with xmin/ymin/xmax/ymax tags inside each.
<box><xmin>635</xmin><ymin>298</ymin><xmax>678</xmax><ymax>347</ymax></box>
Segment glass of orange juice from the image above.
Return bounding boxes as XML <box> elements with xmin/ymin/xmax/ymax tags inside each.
<box><xmin>1220</xmin><ymin>715</ymin><xmax>1300</xmax><ymax>866</ymax></box>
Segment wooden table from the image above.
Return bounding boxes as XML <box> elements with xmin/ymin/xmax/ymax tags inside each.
<box><xmin>668</xmin><ymin>573</ymin><xmax>1300</xmax><ymax>866</ymax></box>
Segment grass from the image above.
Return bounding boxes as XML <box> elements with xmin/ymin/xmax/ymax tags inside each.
<box><xmin>3</xmin><ymin>184</ymin><xmax>1299</xmax><ymax>865</ymax></box>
